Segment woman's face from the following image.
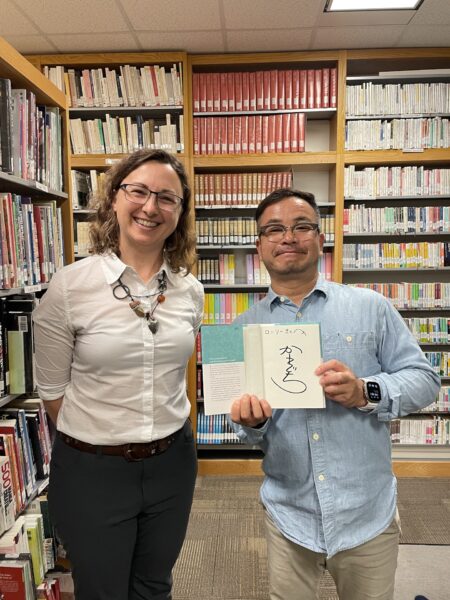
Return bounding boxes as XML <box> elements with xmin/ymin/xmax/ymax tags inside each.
<box><xmin>113</xmin><ymin>161</ymin><xmax>183</xmax><ymax>258</ymax></box>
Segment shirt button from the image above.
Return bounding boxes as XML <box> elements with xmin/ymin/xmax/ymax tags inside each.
<box><xmin>297</xmin><ymin>312</ymin><xmax>302</xmax><ymax>318</ymax></box>
<box><xmin>312</xmin><ymin>433</ymin><xmax>320</xmax><ymax>441</ymax></box>
<box><xmin>346</xmin><ymin>336</ymin><xmax>352</xmax><ymax>342</ymax></box>
<box><xmin>318</xmin><ymin>474</ymin><xmax>325</xmax><ymax>482</ymax></box>
<box><xmin>279</xmin><ymin>296</ymin><xmax>285</xmax><ymax>302</ymax></box>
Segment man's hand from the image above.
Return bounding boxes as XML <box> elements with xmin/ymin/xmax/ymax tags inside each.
<box><xmin>315</xmin><ymin>360</ymin><xmax>366</xmax><ymax>409</ymax></box>
<box><xmin>230</xmin><ymin>394</ymin><xmax>272</xmax><ymax>427</ymax></box>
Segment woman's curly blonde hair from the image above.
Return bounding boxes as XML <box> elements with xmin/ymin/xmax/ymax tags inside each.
<box><xmin>89</xmin><ymin>149</ymin><xmax>196</xmax><ymax>274</ymax></box>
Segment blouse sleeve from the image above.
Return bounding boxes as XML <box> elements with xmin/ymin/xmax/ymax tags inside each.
<box><xmin>32</xmin><ymin>270</ymin><xmax>75</xmax><ymax>400</ymax></box>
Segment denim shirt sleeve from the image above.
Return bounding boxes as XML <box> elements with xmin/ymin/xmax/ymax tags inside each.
<box><xmin>368</xmin><ymin>297</ymin><xmax>441</xmax><ymax>422</ymax></box>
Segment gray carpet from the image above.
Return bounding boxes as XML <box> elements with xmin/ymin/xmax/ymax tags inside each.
<box><xmin>172</xmin><ymin>476</ymin><xmax>450</xmax><ymax>600</ymax></box>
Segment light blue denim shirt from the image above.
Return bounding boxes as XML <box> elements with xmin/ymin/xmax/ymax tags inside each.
<box><xmin>232</xmin><ymin>276</ymin><xmax>440</xmax><ymax>558</ymax></box>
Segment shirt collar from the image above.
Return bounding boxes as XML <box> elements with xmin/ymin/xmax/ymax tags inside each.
<box><xmin>100</xmin><ymin>252</ymin><xmax>176</xmax><ymax>286</ymax></box>
<box><xmin>264</xmin><ymin>273</ymin><xmax>329</xmax><ymax>308</ymax></box>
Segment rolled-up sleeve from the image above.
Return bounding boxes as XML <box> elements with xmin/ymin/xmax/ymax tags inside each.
<box><xmin>33</xmin><ymin>271</ymin><xmax>74</xmax><ymax>400</ymax></box>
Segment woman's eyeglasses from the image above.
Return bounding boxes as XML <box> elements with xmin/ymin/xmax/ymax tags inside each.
<box><xmin>118</xmin><ymin>183</ymin><xmax>183</xmax><ymax>212</ymax></box>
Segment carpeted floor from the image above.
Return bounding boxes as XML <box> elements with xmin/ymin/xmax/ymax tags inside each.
<box><xmin>172</xmin><ymin>476</ymin><xmax>450</xmax><ymax>600</ymax></box>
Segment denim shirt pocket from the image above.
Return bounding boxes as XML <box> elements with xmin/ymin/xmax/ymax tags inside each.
<box><xmin>322</xmin><ymin>331</ymin><xmax>378</xmax><ymax>372</ymax></box>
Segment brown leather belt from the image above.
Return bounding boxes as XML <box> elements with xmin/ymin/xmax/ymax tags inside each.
<box><xmin>58</xmin><ymin>427</ymin><xmax>182</xmax><ymax>461</ymax></box>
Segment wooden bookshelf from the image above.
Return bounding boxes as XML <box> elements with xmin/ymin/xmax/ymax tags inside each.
<box><xmin>25</xmin><ymin>47</ymin><xmax>450</xmax><ymax>477</ymax></box>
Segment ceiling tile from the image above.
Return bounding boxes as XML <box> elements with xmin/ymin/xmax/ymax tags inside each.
<box><xmin>136</xmin><ymin>31</ymin><xmax>226</xmax><ymax>53</ymax></box>
<box><xmin>312</xmin><ymin>26</ymin><xmax>405</xmax><ymax>50</ymax></box>
<box><xmin>317</xmin><ymin>9</ymin><xmax>415</xmax><ymax>26</ymax></box>
<box><xmin>48</xmin><ymin>33</ymin><xmax>140</xmax><ymax>53</ymax></box>
<box><xmin>3</xmin><ymin>35</ymin><xmax>57</xmax><ymax>54</ymax></box>
<box><xmin>13</xmin><ymin>0</ymin><xmax>129</xmax><ymax>34</ymax></box>
<box><xmin>226</xmin><ymin>28</ymin><xmax>313</xmax><ymax>53</ymax></box>
<box><xmin>123</xmin><ymin>0</ymin><xmax>222</xmax><ymax>31</ymax></box>
<box><xmin>398</xmin><ymin>25</ymin><xmax>450</xmax><ymax>46</ymax></box>
<box><xmin>223</xmin><ymin>0</ymin><xmax>321</xmax><ymax>30</ymax></box>
<box><xmin>411</xmin><ymin>0</ymin><xmax>450</xmax><ymax>24</ymax></box>
<box><xmin>0</xmin><ymin>0</ymin><xmax>40</xmax><ymax>35</ymax></box>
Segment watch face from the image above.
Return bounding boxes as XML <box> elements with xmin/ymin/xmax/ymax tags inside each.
<box><xmin>366</xmin><ymin>381</ymin><xmax>381</xmax><ymax>402</ymax></box>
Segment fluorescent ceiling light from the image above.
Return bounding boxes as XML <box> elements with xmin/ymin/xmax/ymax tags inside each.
<box><xmin>325</xmin><ymin>0</ymin><xmax>422</xmax><ymax>11</ymax></box>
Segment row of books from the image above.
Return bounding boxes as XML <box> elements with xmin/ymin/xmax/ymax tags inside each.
<box><xmin>45</xmin><ymin>63</ymin><xmax>184</xmax><ymax>108</ymax></box>
<box><xmin>0</xmin><ymin>79</ymin><xmax>63</xmax><ymax>191</ymax></box>
<box><xmin>345</xmin><ymin>117</ymin><xmax>450</xmax><ymax>151</ymax></box>
<box><xmin>193</xmin><ymin>113</ymin><xmax>305</xmax><ymax>155</ymax></box>
<box><xmin>69</xmin><ymin>113</ymin><xmax>183</xmax><ymax>155</ymax></box>
<box><xmin>202</xmin><ymin>292</ymin><xmax>267</xmax><ymax>325</ymax></box>
<box><xmin>404</xmin><ymin>317</ymin><xmax>450</xmax><ymax>343</ymax></box>
<box><xmin>343</xmin><ymin>205</ymin><xmax>450</xmax><ymax>234</ymax></box>
<box><xmin>344</xmin><ymin>165</ymin><xmax>450</xmax><ymax>199</ymax></box>
<box><xmin>349</xmin><ymin>282</ymin><xmax>450</xmax><ymax>309</ymax></box>
<box><xmin>197</xmin><ymin>254</ymin><xmax>270</xmax><ymax>286</ymax></box>
<box><xmin>391</xmin><ymin>417</ymin><xmax>449</xmax><ymax>445</ymax></box>
<box><xmin>420</xmin><ymin>387</ymin><xmax>450</xmax><ymax>412</ymax></box>
<box><xmin>195</xmin><ymin>411</ymin><xmax>239</xmax><ymax>445</ymax></box>
<box><xmin>71</xmin><ymin>169</ymin><xmax>105</xmax><ymax>209</ymax></box>
<box><xmin>193</xmin><ymin>68</ymin><xmax>338</xmax><ymax>113</ymax></box>
<box><xmin>342</xmin><ymin>242</ymin><xmax>450</xmax><ymax>269</ymax></box>
<box><xmin>0</xmin><ymin>194</ymin><xmax>64</xmax><ymax>289</ymax></box>
<box><xmin>346</xmin><ymin>82</ymin><xmax>450</xmax><ymax>117</ymax></box>
<box><xmin>194</xmin><ymin>171</ymin><xmax>293</xmax><ymax>207</ymax></box>
<box><xmin>196</xmin><ymin>217</ymin><xmax>257</xmax><ymax>246</ymax></box>
<box><xmin>425</xmin><ymin>352</ymin><xmax>450</xmax><ymax>377</ymax></box>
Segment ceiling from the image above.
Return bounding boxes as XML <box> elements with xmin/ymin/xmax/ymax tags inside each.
<box><xmin>2</xmin><ymin>0</ymin><xmax>450</xmax><ymax>56</ymax></box>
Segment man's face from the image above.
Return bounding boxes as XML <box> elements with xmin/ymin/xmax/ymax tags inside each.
<box><xmin>256</xmin><ymin>196</ymin><xmax>324</xmax><ymax>281</ymax></box>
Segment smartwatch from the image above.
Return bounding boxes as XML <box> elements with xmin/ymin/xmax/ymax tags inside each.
<box><xmin>358</xmin><ymin>379</ymin><xmax>382</xmax><ymax>412</ymax></box>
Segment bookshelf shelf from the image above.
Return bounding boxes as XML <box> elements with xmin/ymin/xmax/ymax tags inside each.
<box><xmin>193</xmin><ymin>152</ymin><xmax>337</xmax><ymax>168</ymax></box>
<box><xmin>194</xmin><ymin>108</ymin><xmax>336</xmax><ymax>120</ymax></box>
<box><xmin>69</xmin><ymin>105</ymin><xmax>183</xmax><ymax>117</ymax></box>
<box><xmin>71</xmin><ymin>153</ymin><xmax>187</xmax><ymax>169</ymax></box>
<box><xmin>346</xmin><ymin>113</ymin><xmax>450</xmax><ymax>120</ymax></box>
<box><xmin>0</xmin><ymin>172</ymin><xmax>69</xmax><ymax>199</ymax></box>
<box><xmin>344</xmin><ymin>149</ymin><xmax>450</xmax><ymax>165</ymax></box>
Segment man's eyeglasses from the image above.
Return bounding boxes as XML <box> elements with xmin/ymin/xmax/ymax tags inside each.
<box><xmin>258</xmin><ymin>222</ymin><xmax>320</xmax><ymax>243</ymax></box>
<box><xmin>118</xmin><ymin>183</ymin><xmax>183</xmax><ymax>212</ymax></box>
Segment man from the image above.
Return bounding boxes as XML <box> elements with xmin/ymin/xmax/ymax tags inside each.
<box><xmin>230</xmin><ymin>188</ymin><xmax>440</xmax><ymax>600</ymax></box>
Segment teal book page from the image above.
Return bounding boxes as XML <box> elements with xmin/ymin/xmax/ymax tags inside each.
<box><xmin>201</xmin><ymin>325</ymin><xmax>245</xmax><ymax>415</ymax></box>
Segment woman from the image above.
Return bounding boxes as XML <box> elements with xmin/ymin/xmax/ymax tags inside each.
<box><xmin>33</xmin><ymin>149</ymin><xmax>203</xmax><ymax>600</ymax></box>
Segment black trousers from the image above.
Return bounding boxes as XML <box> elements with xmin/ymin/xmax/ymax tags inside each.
<box><xmin>48</xmin><ymin>421</ymin><xmax>197</xmax><ymax>600</ymax></box>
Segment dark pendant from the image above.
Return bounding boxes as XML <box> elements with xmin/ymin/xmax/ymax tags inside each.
<box><xmin>148</xmin><ymin>318</ymin><xmax>159</xmax><ymax>334</ymax></box>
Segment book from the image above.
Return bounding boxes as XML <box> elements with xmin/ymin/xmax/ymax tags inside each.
<box><xmin>201</xmin><ymin>323</ymin><xmax>325</xmax><ymax>415</ymax></box>
<box><xmin>0</xmin><ymin>455</ymin><xmax>15</xmax><ymax>535</ymax></box>
<box><xmin>0</xmin><ymin>553</ymin><xmax>36</xmax><ymax>599</ymax></box>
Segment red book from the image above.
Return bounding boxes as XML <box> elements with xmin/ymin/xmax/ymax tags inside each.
<box><xmin>213</xmin><ymin>117</ymin><xmax>220</xmax><ymax>154</ymax></box>
<box><xmin>241</xmin><ymin>115</ymin><xmax>249</xmax><ymax>154</ymax></box>
<box><xmin>268</xmin><ymin>114</ymin><xmax>275</xmax><ymax>153</ymax></box>
<box><xmin>256</xmin><ymin>71</ymin><xmax>264</xmax><ymax>111</ymax></box>
<box><xmin>227</xmin><ymin>117</ymin><xmax>235</xmax><ymax>154</ymax></box>
<box><xmin>330</xmin><ymin>67</ymin><xmax>338</xmax><ymax>108</ymax></box>
<box><xmin>322</xmin><ymin>68</ymin><xmax>330</xmax><ymax>108</ymax></box>
<box><xmin>234</xmin><ymin>116</ymin><xmax>242</xmax><ymax>154</ymax></box>
<box><xmin>275</xmin><ymin>114</ymin><xmax>283</xmax><ymax>153</ymax></box>
<box><xmin>278</xmin><ymin>70</ymin><xmax>285</xmax><ymax>110</ymax></box>
<box><xmin>255</xmin><ymin>115</ymin><xmax>262</xmax><ymax>153</ymax></box>
<box><xmin>0</xmin><ymin>561</ymin><xmax>29</xmax><ymax>599</ymax></box>
<box><xmin>193</xmin><ymin>118</ymin><xmax>199</xmax><ymax>154</ymax></box>
<box><xmin>300</xmin><ymin>69</ymin><xmax>307</xmax><ymax>109</ymax></box>
<box><xmin>199</xmin><ymin>118</ymin><xmax>206</xmax><ymax>154</ymax></box>
<box><xmin>227</xmin><ymin>72</ymin><xmax>235</xmax><ymax>111</ymax></box>
<box><xmin>263</xmin><ymin>71</ymin><xmax>271</xmax><ymax>110</ymax></box>
<box><xmin>206</xmin><ymin>73</ymin><xmax>213</xmax><ymax>112</ymax></box>
<box><xmin>262</xmin><ymin>115</ymin><xmax>269</xmax><ymax>153</ymax></box>
<box><xmin>220</xmin><ymin>73</ymin><xmax>228</xmax><ymax>111</ymax></box>
<box><xmin>192</xmin><ymin>73</ymin><xmax>200</xmax><ymax>112</ymax></box>
<box><xmin>270</xmin><ymin>70</ymin><xmax>278</xmax><ymax>110</ymax></box>
<box><xmin>285</xmin><ymin>70</ymin><xmax>293</xmax><ymax>110</ymax></box>
<box><xmin>298</xmin><ymin>113</ymin><xmax>306</xmax><ymax>152</ymax></box>
<box><xmin>199</xmin><ymin>73</ymin><xmax>207</xmax><ymax>112</ymax></box>
<box><xmin>206</xmin><ymin>117</ymin><xmax>213</xmax><ymax>155</ymax></box>
<box><xmin>212</xmin><ymin>73</ymin><xmax>221</xmax><ymax>112</ymax></box>
<box><xmin>220</xmin><ymin>117</ymin><xmax>228</xmax><ymax>154</ymax></box>
<box><xmin>282</xmin><ymin>113</ymin><xmax>291</xmax><ymax>153</ymax></box>
<box><xmin>249</xmin><ymin>72</ymin><xmax>257</xmax><ymax>111</ymax></box>
<box><xmin>231</xmin><ymin>173</ymin><xmax>238</xmax><ymax>205</ymax></box>
<box><xmin>234</xmin><ymin>72</ymin><xmax>243</xmax><ymax>111</ymax></box>
<box><xmin>292</xmin><ymin>70</ymin><xmax>300</xmax><ymax>110</ymax></box>
<box><xmin>314</xmin><ymin>69</ymin><xmax>322</xmax><ymax>108</ymax></box>
<box><xmin>248</xmin><ymin>116</ymin><xmax>256</xmax><ymax>153</ymax></box>
<box><xmin>242</xmin><ymin>72</ymin><xmax>250</xmax><ymax>111</ymax></box>
<box><xmin>32</xmin><ymin>204</ymin><xmax>46</xmax><ymax>283</ymax></box>
<box><xmin>290</xmin><ymin>111</ymin><xmax>298</xmax><ymax>153</ymax></box>
<box><xmin>307</xmin><ymin>70</ymin><xmax>315</xmax><ymax>109</ymax></box>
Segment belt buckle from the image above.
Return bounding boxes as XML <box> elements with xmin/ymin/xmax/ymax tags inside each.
<box><xmin>124</xmin><ymin>444</ymin><xmax>144</xmax><ymax>462</ymax></box>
